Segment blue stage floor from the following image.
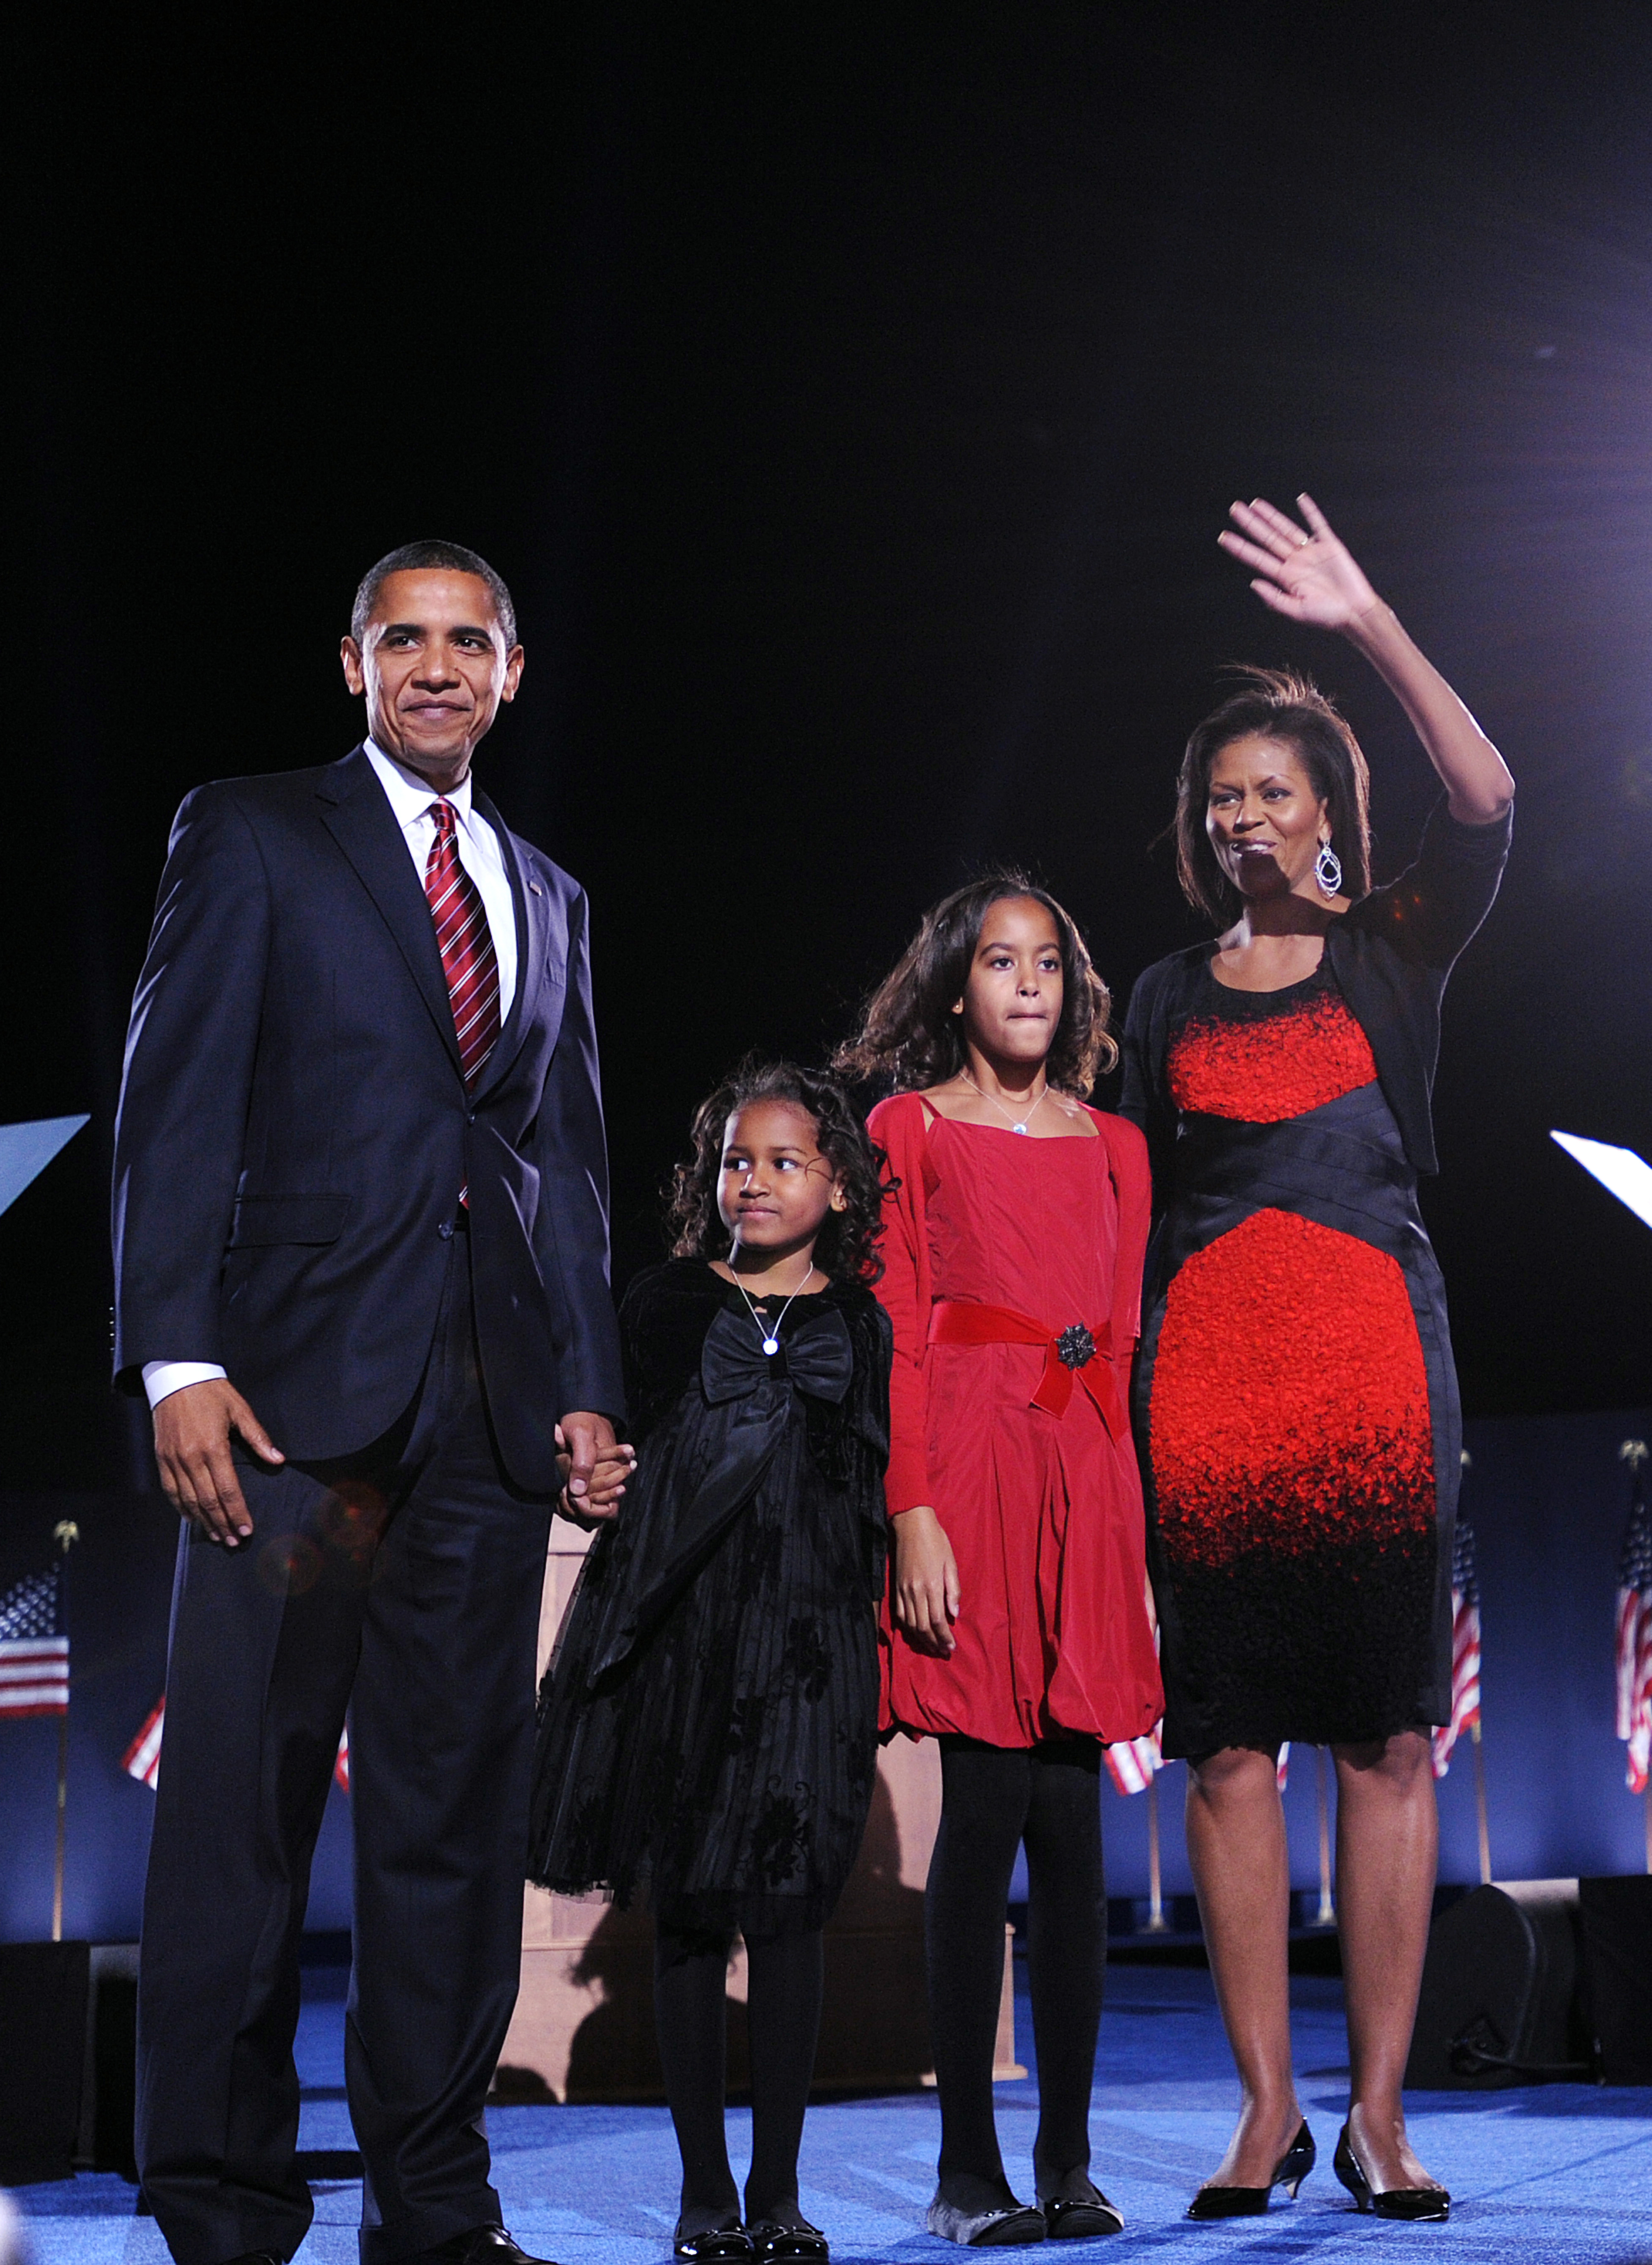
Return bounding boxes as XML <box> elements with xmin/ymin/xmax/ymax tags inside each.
<box><xmin>16</xmin><ymin>1956</ymin><xmax>1652</xmax><ymax>2264</ymax></box>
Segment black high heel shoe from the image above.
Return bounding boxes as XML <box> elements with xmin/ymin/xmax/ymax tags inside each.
<box><xmin>1333</xmin><ymin>2125</ymin><xmax>1450</xmax><ymax>2222</ymax></box>
<box><xmin>1185</xmin><ymin>2120</ymin><xmax>1315</xmax><ymax>2220</ymax></box>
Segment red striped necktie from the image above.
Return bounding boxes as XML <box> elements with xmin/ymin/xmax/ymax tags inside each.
<box><xmin>423</xmin><ymin>799</ymin><xmax>501</xmax><ymax>1086</ymax></box>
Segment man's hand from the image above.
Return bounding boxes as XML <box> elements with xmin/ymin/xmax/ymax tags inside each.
<box><xmin>557</xmin><ymin>1411</ymin><xmax>624</xmax><ymax>1522</ymax></box>
<box><xmin>555</xmin><ymin>1439</ymin><xmax>636</xmax><ymax>1528</ymax></box>
<box><xmin>152</xmin><ymin>1378</ymin><xmax>285</xmax><ymax>1547</ymax></box>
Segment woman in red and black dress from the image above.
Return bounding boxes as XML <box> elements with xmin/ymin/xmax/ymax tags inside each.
<box><xmin>837</xmin><ymin>882</ymin><xmax>1161</xmax><ymax>2246</ymax></box>
<box><xmin>1122</xmin><ymin>497</ymin><xmax>1514</xmax><ymax>2223</ymax></box>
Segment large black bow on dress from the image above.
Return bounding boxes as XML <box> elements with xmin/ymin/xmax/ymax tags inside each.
<box><xmin>587</xmin><ymin>1302</ymin><xmax>854</xmax><ymax>1689</ymax></box>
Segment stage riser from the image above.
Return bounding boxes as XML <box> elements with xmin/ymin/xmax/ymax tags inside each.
<box><xmin>0</xmin><ymin>1942</ymin><xmax>88</xmax><ymax>2185</ymax></box>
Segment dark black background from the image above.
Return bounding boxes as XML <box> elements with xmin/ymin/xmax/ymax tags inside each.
<box><xmin>8</xmin><ymin>5</ymin><xmax>1652</xmax><ymax>1490</ymax></box>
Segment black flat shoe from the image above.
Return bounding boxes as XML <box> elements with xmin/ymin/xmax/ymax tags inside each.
<box><xmin>746</xmin><ymin>2219</ymin><xmax>827</xmax><ymax>2263</ymax></box>
<box><xmin>673</xmin><ymin>2219</ymin><xmax>755</xmax><ymax>2262</ymax></box>
<box><xmin>1186</xmin><ymin>2120</ymin><xmax>1315</xmax><ymax>2220</ymax></box>
<box><xmin>1333</xmin><ymin>2125</ymin><xmax>1450</xmax><ymax>2222</ymax></box>
<box><xmin>1039</xmin><ymin>2186</ymin><xmax>1123</xmax><ymax>2239</ymax></box>
<box><xmin>926</xmin><ymin>2194</ymin><xmax>1046</xmax><ymax>2246</ymax></box>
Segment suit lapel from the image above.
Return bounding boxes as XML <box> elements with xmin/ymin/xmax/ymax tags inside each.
<box><xmin>316</xmin><ymin>748</ymin><xmax>463</xmax><ymax>1078</ymax></box>
<box><xmin>470</xmin><ymin>786</ymin><xmax>547</xmax><ymax>1100</ymax></box>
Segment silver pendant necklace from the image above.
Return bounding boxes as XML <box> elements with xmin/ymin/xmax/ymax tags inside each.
<box><xmin>729</xmin><ymin>1259</ymin><xmax>819</xmax><ymax>1354</ymax></box>
<box><xmin>963</xmin><ymin>1070</ymin><xmax>1051</xmax><ymax>1135</ymax></box>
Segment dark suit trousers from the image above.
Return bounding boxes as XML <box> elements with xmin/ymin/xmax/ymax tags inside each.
<box><xmin>136</xmin><ymin>1234</ymin><xmax>553</xmax><ymax>2265</ymax></box>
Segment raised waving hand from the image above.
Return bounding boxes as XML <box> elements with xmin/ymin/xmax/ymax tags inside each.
<box><xmin>1218</xmin><ymin>493</ymin><xmax>1380</xmax><ymax>628</ymax></box>
<box><xmin>1218</xmin><ymin>491</ymin><xmax>1515</xmax><ymax>825</ymax></box>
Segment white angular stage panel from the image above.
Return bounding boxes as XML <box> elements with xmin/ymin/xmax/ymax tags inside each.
<box><xmin>1551</xmin><ymin>1130</ymin><xmax>1652</xmax><ymax>1233</ymax></box>
<box><xmin>0</xmin><ymin>1117</ymin><xmax>91</xmax><ymax>1221</ymax></box>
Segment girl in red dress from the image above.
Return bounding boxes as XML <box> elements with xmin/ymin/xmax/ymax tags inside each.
<box><xmin>836</xmin><ymin>882</ymin><xmax>1161</xmax><ymax>2246</ymax></box>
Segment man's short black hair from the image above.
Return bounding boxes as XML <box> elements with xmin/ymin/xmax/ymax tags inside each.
<box><xmin>351</xmin><ymin>541</ymin><xmax>517</xmax><ymax>649</ymax></box>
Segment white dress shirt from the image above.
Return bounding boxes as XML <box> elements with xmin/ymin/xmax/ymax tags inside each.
<box><xmin>143</xmin><ymin>741</ymin><xmax>520</xmax><ymax>1412</ymax></box>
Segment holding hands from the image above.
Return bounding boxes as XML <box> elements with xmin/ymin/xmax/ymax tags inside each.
<box><xmin>1218</xmin><ymin>494</ymin><xmax>1383</xmax><ymax>630</ymax></box>
<box><xmin>555</xmin><ymin>1414</ymin><xmax>636</xmax><ymax>1525</ymax></box>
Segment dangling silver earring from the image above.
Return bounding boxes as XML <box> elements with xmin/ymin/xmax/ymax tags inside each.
<box><xmin>1315</xmin><ymin>839</ymin><xmax>1343</xmax><ymax>896</ymax></box>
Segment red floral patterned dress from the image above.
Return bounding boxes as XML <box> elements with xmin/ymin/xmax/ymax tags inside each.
<box><xmin>1126</xmin><ymin>958</ymin><xmax>1453</xmax><ymax>1756</ymax></box>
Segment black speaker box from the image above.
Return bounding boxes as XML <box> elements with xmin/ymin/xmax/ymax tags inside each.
<box><xmin>1405</xmin><ymin>1883</ymin><xmax>1591</xmax><ymax>2088</ymax></box>
<box><xmin>1579</xmin><ymin>1875</ymin><xmax>1652</xmax><ymax>2084</ymax></box>
<box><xmin>78</xmin><ymin>1944</ymin><xmax>140</xmax><ymax>2176</ymax></box>
<box><xmin>0</xmin><ymin>1940</ymin><xmax>90</xmax><ymax>2183</ymax></box>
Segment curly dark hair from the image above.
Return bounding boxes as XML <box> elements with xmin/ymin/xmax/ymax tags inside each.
<box><xmin>1175</xmin><ymin>667</ymin><xmax>1372</xmax><ymax>927</ymax></box>
<box><xmin>832</xmin><ymin>871</ymin><xmax>1116</xmax><ymax>1097</ymax></box>
<box><xmin>668</xmin><ymin>1058</ymin><xmax>896</xmax><ymax>1285</ymax></box>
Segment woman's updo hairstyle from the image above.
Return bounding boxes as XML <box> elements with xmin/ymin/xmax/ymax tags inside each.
<box><xmin>1175</xmin><ymin>667</ymin><xmax>1372</xmax><ymax>927</ymax></box>
<box><xmin>833</xmin><ymin>870</ymin><xmax>1116</xmax><ymax>1098</ymax></box>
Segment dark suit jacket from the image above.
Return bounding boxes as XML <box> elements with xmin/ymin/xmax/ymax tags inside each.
<box><xmin>112</xmin><ymin>744</ymin><xmax>625</xmax><ymax>1491</ymax></box>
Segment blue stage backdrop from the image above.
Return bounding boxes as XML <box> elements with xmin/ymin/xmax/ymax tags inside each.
<box><xmin>4</xmin><ymin>1405</ymin><xmax>1651</xmax><ymax>1944</ymax></box>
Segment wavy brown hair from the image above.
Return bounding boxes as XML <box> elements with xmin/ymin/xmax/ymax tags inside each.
<box><xmin>1175</xmin><ymin>667</ymin><xmax>1372</xmax><ymax>927</ymax></box>
<box><xmin>833</xmin><ymin>872</ymin><xmax>1116</xmax><ymax>1097</ymax></box>
<box><xmin>668</xmin><ymin>1058</ymin><xmax>896</xmax><ymax>1285</ymax></box>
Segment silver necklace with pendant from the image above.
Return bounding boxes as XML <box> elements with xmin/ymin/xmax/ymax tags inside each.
<box><xmin>729</xmin><ymin>1260</ymin><xmax>819</xmax><ymax>1355</ymax></box>
<box><xmin>963</xmin><ymin>1070</ymin><xmax>1051</xmax><ymax>1135</ymax></box>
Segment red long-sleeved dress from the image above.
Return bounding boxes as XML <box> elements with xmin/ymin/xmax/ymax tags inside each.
<box><xmin>868</xmin><ymin>1092</ymin><xmax>1163</xmax><ymax>1748</ymax></box>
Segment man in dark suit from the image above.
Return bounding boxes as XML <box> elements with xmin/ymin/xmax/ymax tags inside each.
<box><xmin>112</xmin><ymin>540</ymin><xmax>626</xmax><ymax>2265</ymax></box>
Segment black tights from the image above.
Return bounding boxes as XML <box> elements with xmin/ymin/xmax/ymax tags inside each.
<box><xmin>926</xmin><ymin>1737</ymin><xmax>1106</xmax><ymax>2212</ymax></box>
<box><xmin>654</xmin><ymin>1921</ymin><xmax>824</xmax><ymax>2231</ymax></box>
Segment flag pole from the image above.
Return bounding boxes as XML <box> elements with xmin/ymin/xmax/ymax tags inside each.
<box><xmin>50</xmin><ymin>1520</ymin><xmax>79</xmax><ymax>1944</ymax></box>
<box><xmin>1470</xmin><ymin>1721</ymin><xmax>1492</xmax><ymax>1885</ymax></box>
<box><xmin>1145</xmin><ymin>1773</ymin><xmax>1168</xmax><ymax>1931</ymax></box>
<box><xmin>1315</xmin><ymin>1747</ymin><xmax>1335</xmax><ymax>1925</ymax></box>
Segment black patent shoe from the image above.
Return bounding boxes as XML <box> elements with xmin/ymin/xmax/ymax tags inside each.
<box><xmin>674</xmin><ymin>2217</ymin><xmax>755</xmax><ymax>2261</ymax></box>
<box><xmin>1333</xmin><ymin>2125</ymin><xmax>1450</xmax><ymax>2222</ymax></box>
<box><xmin>746</xmin><ymin>2218</ymin><xmax>827</xmax><ymax>2263</ymax></box>
<box><xmin>421</xmin><ymin>2231</ymin><xmax>558</xmax><ymax>2265</ymax></box>
<box><xmin>1186</xmin><ymin>2120</ymin><xmax>1316</xmax><ymax>2220</ymax></box>
<box><xmin>926</xmin><ymin>2192</ymin><xmax>1046</xmax><ymax>2246</ymax></box>
<box><xmin>1039</xmin><ymin>2182</ymin><xmax>1123</xmax><ymax>2239</ymax></box>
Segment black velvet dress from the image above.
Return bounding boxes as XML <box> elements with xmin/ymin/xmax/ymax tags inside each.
<box><xmin>527</xmin><ymin>1260</ymin><xmax>892</xmax><ymax>1938</ymax></box>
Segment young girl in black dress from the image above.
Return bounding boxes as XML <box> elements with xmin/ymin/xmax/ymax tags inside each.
<box><xmin>528</xmin><ymin>1062</ymin><xmax>895</xmax><ymax>2265</ymax></box>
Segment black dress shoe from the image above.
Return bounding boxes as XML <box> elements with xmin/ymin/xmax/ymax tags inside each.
<box><xmin>1186</xmin><ymin>2120</ymin><xmax>1316</xmax><ymax>2220</ymax></box>
<box><xmin>1039</xmin><ymin>2185</ymin><xmax>1123</xmax><ymax>2239</ymax></box>
<box><xmin>926</xmin><ymin>2194</ymin><xmax>1046</xmax><ymax>2246</ymax></box>
<box><xmin>1333</xmin><ymin>2125</ymin><xmax>1450</xmax><ymax>2222</ymax></box>
<box><xmin>674</xmin><ymin>2221</ymin><xmax>755</xmax><ymax>2262</ymax></box>
<box><xmin>746</xmin><ymin>2218</ymin><xmax>828</xmax><ymax>2262</ymax></box>
<box><xmin>420</xmin><ymin>2228</ymin><xmax>558</xmax><ymax>2265</ymax></box>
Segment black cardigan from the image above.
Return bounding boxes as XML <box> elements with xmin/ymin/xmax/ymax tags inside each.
<box><xmin>1120</xmin><ymin>798</ymin><xmax>1513</xmax><ymax>1179</ymax></box>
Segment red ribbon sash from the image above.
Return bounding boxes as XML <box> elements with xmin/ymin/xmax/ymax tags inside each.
<box><xmin>926</xmin><ymin>1299</ymin><xmax>1130</xmax><ymax>1441</ymax></box>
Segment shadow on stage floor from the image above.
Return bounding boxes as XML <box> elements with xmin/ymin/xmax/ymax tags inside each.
<box><xmin>14</xmin><ymin>1951</ymin><xmax>1652</xmax><ymax>2263</ymax></box>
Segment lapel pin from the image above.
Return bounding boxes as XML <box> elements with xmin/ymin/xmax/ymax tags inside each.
<box><xmin>529</xmin><ymin>880</ymin><xmax>543</xmax><ymax>896</ymax></box>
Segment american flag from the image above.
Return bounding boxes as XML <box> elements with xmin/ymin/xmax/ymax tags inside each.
<box><xmin>123</xmin><ymin>1696</ymin><xmax>165</xmax><ymax>1788</ymax></box>
<box><xmin>1104</xmin><ymin>1724</ymin><xmax>1162</xmax><ymax>1795</ymax></box>
<box><xmin>124</xmin><ymin>1694</ymin><xmax>350</xmax><ymax>1793</ymax></box>
<box><xmin>1615</xmin><ymin>1443</ymin><xmax>1652</xmax><ymax>1796</ymax></box>
<box><xmin>1432</xmin><ymin>1516</ymin><xmax>1483</xmax><ymax>1779</ymax></box>
<box><xmin>0</xmin><ymin>1566</ymin><xmax>70</xmax><ymax>1717</ymax></box>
